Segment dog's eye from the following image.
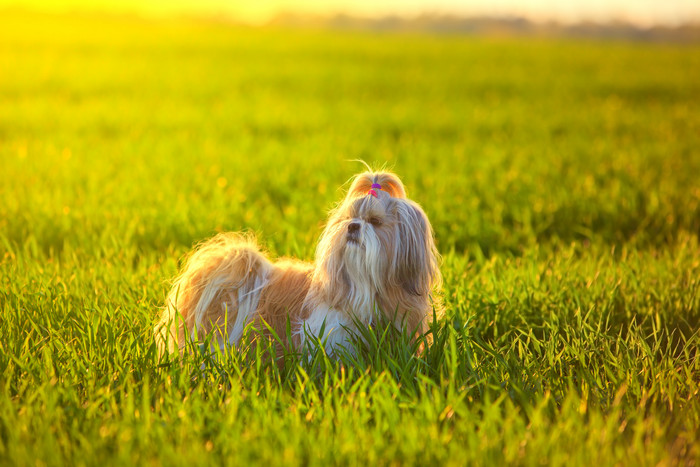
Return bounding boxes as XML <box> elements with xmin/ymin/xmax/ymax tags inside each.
<box><xmin>368</xmin><ymin>217</ymin><xmax>382</xmax><ymax>227</ymax></box>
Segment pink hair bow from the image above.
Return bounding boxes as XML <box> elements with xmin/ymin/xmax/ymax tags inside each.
<box><xmin>367</xmin><ymin>183</ymin><xmax>381</xmax><ymax>198</ymax></box>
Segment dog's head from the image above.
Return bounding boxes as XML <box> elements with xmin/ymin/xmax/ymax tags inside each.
<box><xmin>312</xmin><ymin>171</ymin><xmax>441</xmax><ymax>325</ymax></box>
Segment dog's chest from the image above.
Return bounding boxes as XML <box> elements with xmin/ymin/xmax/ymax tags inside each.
<box><xmin>298</xmin><ymin>305</ymin><xmax>372</xmax><ymax>356</ymax></box>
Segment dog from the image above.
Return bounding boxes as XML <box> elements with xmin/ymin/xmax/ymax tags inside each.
<box><xmin>155</xmin><ymin>170</ymin><xmax>442</xmax><ymax>358</ymax></box>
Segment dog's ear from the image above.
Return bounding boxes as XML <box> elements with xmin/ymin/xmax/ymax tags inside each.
<box><xmin>390</xmin><ymin>199</ymin><xmax>441</xmax><ymax>297</ymax></box>
<box><xmin>347</xmin><ymin>171</ymin><xmax>407</xmax><ymax>199</ymax></box>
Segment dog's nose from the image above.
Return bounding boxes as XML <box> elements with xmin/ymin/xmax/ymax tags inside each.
<box><xmin>348</xmin><ymin>222</ymin><xmax>361</xmax><ymax>233</ymax></box>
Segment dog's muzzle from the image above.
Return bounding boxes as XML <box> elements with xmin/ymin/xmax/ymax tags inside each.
<box><xmin>347</xmin><ymin>222</ymin><xmax>361</xmax><ymax>244</ymax></box>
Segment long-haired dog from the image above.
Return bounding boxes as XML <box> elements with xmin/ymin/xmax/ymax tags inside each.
<box><xmin>155</xmin><ymin>170</ymin><xmax>442</xmax><ymax>357</ymax></box>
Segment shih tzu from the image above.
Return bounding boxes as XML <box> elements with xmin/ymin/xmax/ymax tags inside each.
<box><xmin>155</xmin><ymin>170</ymin><xmax>442</xmax><ymax>357</ymax></box>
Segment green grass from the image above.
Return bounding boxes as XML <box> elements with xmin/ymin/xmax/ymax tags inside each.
<box><xmin>1</xmin><ymin>11</ymin><xmax>699</xmax><ymax>466</ymax></box>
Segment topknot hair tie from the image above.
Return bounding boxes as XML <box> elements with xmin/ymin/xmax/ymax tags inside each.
<box><xmin>367</xmin><ymin>183</ymin><xmax>382</xmax><ymax>198</ymax></box>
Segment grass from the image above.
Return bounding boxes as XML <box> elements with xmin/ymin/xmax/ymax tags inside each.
<box><xmin>1</xmin><ymin>10</ymin><xmax>699</xmax><ymax>466</ymax></box>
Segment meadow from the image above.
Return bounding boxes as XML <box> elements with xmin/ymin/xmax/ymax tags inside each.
<box><xmin>1</xmin><ymin>11</ymin><xmax>699</xmax><ymax>465</ymax></box>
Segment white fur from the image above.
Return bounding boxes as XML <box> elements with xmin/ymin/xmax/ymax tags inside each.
<box><xmin>297</xmin><ymin>304</ymin><xmax>360</xmax><ymax>356</ymax></box>
<box><xmin>225</xmin><ymin>273</ymin><xmax>269</xmax><ymax>347</ymax></box>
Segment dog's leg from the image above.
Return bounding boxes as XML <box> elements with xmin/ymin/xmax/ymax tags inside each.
<box><xmin>155</xmin><ymin>234</ymin><xmax>272</xmax><ymax>355</ymax></box>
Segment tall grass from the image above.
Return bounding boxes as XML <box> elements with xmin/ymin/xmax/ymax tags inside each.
<box><xmin>1</xmin><ymin>11</ymin><xmax>699</xmax><ymax>465</ymax></box>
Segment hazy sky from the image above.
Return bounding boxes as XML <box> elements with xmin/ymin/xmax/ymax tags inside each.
<box><xmin>4</xmin><ymin>0</ymin><xmax>700</xmax><ymax>25</ymax></box>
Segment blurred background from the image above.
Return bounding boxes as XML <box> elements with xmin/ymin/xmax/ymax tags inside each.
<box><xmin>1</xmin><ymin>0</ymin><xmax>699</xmax><ymax>259</ymax></box>
<box><xmin>2</xmin><ymin>0</ymin><xmax>700</xmax><ymax>26</ymax></box>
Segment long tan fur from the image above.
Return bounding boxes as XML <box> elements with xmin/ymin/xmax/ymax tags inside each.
<box><xmin>155</xmin><ymin>170</ymin><xmax>442</xmax><ymax>357</ymax></box>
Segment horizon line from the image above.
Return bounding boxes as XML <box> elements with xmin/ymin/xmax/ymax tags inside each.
<box><xmin>2</xmin><ymin>3</ymin><xmax>700</xmax><ymax>28</ymax></box>
<box><xmin>0</xmin><ymin>3</ymin><xmax>700</xmax><ymax>29</ymax></box>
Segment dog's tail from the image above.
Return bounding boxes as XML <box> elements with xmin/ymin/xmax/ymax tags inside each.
<box><xmin>155</xmin><ymin>233</ymin><xmax>272</xmax><ymax>356</ymax></box>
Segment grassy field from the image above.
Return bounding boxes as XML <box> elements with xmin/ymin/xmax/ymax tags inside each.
<box><xmin>1</xmin><ymin>11</ymin><xmax>699</xmax><ymax>465</ymax></box>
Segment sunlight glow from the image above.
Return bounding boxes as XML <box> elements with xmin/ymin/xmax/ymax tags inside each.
<box><xmin>2</xmin><ymin>0</ymin><xmax>699</xmax><ymax>25</ymax></box>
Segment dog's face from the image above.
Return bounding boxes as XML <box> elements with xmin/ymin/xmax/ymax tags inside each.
<box><xmin>312</xmin><ymin>171</ymin><xmax>440</xmax><ymax>317</ymax></box>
